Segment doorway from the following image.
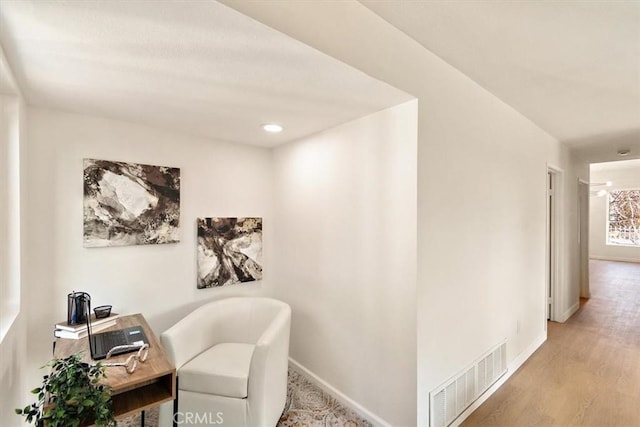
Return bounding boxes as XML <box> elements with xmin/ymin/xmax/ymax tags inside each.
<box><xmin>578</xmin><ymin>179</ymin><xmax>590</xmax><ymax>298</ymax></box>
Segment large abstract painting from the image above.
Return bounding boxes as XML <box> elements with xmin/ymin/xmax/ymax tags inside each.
<box><xmin>83</xmin><ymin>159</ymin><xmax>180</xmax><ymax>247</ymax></box>
<box><xmin>197</xmin><ymin>217</ymin><xmax>263</xmax><ymax>288</ymax></box>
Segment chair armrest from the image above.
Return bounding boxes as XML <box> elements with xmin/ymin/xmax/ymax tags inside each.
<box><xmin>161</xmin><ymin>314</ymin><xmax>218</xmax><ymax>370</ymax></box>
<box><xmin>247</xmin><ymin>306</ymin><xmax>291</xmax><ymax>426</ymax></box>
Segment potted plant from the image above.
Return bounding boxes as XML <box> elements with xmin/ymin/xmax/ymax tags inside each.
<box><xmin>16</xmin><ymin>353</ymin><xmax>116</xmax><ymax>427</ymax></box>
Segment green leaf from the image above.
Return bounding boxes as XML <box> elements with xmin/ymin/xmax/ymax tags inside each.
<box><xmin>18</xmin><ymin>351</ymin><xmax>115</xmax><ymax>426</ymax></box>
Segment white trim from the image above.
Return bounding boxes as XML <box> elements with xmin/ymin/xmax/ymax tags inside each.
<box><xmin>546</xmin><ymin>164</ymin><xmax>565</xmax><ymax>322</ymax></box>
<box><xmin>546</xmin><ymin>162</ymin><xmax>564</xmax><ymax>174</ymax></box>
<box><xmin>605</xmin><ymin>242</ymin><xmax>640</xmax><ymax>248</ymax></box>
<box><xmin>288</xmin><ymin>358</ymin><xmax>392</xmax><ymax>427</ymax></box>
<box><xmin>545</xmin><ymin>169</ymin><xmax>552</xmax><ymax>320</ymax></box>
<box><xmin>577</xmin><ymin>179</ymin><xmax>591</xmax><ymax>299</ymax></box>
<box><xmin>451</xmin><ymin>331</ymin><xmax>547</xmax><ymax>427</ymax></box>
<box><xmin>590</xmin><ymin>255</ymin><xmax>640</xmax><ymax>264</ymax></box>
<box><xmin>558</xmin><ymin>301</ymin><xmax>580</xmax><ymax>323</ymax></box>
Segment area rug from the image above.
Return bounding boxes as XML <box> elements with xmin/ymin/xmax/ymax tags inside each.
<box><xmin>278</xmin><ymin>370</ymin><xmax>373</xmax><ymax>427</ymax></box>
<box><xmin>117</xmin><ymin>369</ymin><xmax>373</xmax><ymax>427</ymax></box>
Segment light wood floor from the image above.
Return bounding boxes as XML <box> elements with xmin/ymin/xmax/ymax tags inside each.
<box><xmin>462</xmin><ymin>260</ymin><xmax>640</xmax><ymax>427</ymax></box>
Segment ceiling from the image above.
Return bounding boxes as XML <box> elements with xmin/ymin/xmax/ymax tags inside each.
<box><xmin>0</xmin><ymin>0</ymin><xmax>411</xmax><ymax>147</ymax></box>
<box><xmin>591</xmin><ymin>158</ymin><xmax>640</xmax><ymax>172</ymax></box>
<box><xmin>1</xmin><ymin>1</ymin><xmax>638</xmax><ymax>158</ymax></box>
<box><xmin>361</xmin><ymin>0</ymin><xmax>640</xmax><ymax>162</ymax></box>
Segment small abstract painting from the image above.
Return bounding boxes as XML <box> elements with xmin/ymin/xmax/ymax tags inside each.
<box><xmin>83</xmin><ymin>159</ymin><xmax>180</xmax><ymax>247</ymax></box>
<box><xmin>197</xmin><ymin>217</ymin><xmax>263</xmax><ymax>288</ymax></box>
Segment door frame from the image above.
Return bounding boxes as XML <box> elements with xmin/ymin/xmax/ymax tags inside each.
<box><xmin>578</xmin><ymin>178</ymin><xmax>591</xmax><ymax>298</ymax></box>
<box><xmin>546</xmin><ymin>164</ymin><xmax>564</xmax><ymax>322</ymax></box>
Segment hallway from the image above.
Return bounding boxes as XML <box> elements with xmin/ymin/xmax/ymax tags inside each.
<box><xmin>463</xmin><ymin>260</ymin><xmax>640</xmax><ymax>426</ymax></box>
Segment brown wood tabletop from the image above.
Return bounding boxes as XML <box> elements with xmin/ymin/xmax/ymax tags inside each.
<box><xmin>53</xmin><ymin>313</ymin><xmax>176</xmax><ymax>418</ymax></box>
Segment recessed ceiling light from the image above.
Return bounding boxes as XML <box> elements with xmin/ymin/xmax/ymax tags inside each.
<box><xmin>617</xmin><ymin>148</ymin><xmax>630</xmax><ymax>156</ymax></box>
<box><xmin>262</xmin><ymin>123</ymin><xmax>283</xmax><ymax>133</ymax></box>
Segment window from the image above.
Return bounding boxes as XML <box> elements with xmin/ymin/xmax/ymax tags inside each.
<box><xmin>607</xmin><ymin>189</ymin><xmax>640</xmax><ymax>246</ymax></box>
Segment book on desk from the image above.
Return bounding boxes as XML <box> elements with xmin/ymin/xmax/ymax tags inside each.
<box><xmin>54</xmin><ymin>313</ymin><xmax>119</xmax><ymax>339</ymax></box>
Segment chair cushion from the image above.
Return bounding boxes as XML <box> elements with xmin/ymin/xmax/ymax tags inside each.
<box><xmin>178</xmin><ymin>342</ymin><xmax>255</xmax><ymax>398</ymax></box>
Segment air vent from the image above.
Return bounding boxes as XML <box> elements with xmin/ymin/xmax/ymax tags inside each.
<box><xmin>429</xmin><ymin>341</ymin><xmax>507</xmax><ymax>427</ymax></box>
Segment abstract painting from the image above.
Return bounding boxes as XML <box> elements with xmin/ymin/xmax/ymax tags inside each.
<box><xmin>197</xmin><ymin>217</ymin><xmax>263</xmax><ymax>288</ymax></box>
<box><xmin>83</xmin><ymin>159</ymin><xmax>180</xmax><ymax>247</ymax></box>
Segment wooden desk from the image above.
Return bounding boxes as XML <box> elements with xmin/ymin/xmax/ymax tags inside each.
<box><xmin>54</xmin><ymin>313</ymin><xmax>176</xmax><ymax>419</ymax></box>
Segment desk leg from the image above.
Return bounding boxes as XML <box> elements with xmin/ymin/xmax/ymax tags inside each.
<box><xmin>173</xmin><ymin>376</ymin><xmax>179</xmax><ymax>427</ymax></box>
<box><xmin>140</xmin><ymin>410</ymin><xmax>145</xmax><ymax>426</ymax></box>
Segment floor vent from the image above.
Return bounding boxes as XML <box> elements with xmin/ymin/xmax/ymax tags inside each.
<box><xmin>429</xmin><ymin>341</ymin><xmax>507</xmax><ymax>427</ymax></box>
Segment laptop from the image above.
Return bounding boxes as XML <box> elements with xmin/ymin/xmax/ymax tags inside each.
<box><xmin>85</xmin><ymin>306</ymin><xmax>149</xmax><ymax>360</ymax></box>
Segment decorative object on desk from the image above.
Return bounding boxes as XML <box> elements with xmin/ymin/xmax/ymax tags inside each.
<box><xmin>67</xmin><ymin>291</ymin><xmax>91</xmax><ymax>325</ymax></box>
<box><xmin>197</xmin><ymin>217</ymin><xmax>263</xmax><ymax>288</ymax></box>
<box><xmin>101</xmin><ymin>343</ymin><xmax>149</xmax><ymax>374</ymax></box>
<box><xmin>83</xmin><ymin>158</ymin><xmax>181</xmax><ymax>247</ymax></box>
<box><xmin>94</xmin><ymin>304</ymin><xmax>112</xmax><ymax>319</ymax></box>
<box><xmin>15</xmin><ymin>353</ymin><xmax>116</xmax><ymax>426</ymax></box>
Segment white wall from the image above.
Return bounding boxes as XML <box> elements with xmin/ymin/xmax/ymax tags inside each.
<box><xmin>219</xmin><ymin>2</ymin><xmax>584</xmax><ymax>425</ymax></box>
<box><xmin>0</xmin><ymin>92</ymin><xmax>28</xmax><ymax>425</ymax></box>
<box><xmin>589</xmin><ymin>162</ymin><xmax>640</xmax><ymax>263</ymax></box>
<box><xmin>272</xmin><ymin>101</ymin><xmax>417</xmax><ymax>427</ymax></box>
<box><xmin>24</xmin><ymin>107</ymin><xmax>274</xmax><ymax>388</ymax></box>
<box><xmin>555</xmin><ymin>151</ymin><xmax>588</xmax><ymax>321</ymax></box>
<box><xmin>0</xmin><ymin>95</ymin><xmax>20</xmax><ymax>332</ymax></box>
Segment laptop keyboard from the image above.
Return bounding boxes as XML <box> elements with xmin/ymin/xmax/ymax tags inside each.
<box><xmin>94</xmin><ymin>330</ymin><xmax>127</xmax><ymax>355</ymax></box>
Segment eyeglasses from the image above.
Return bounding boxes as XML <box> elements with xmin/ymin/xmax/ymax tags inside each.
<box><xmin>100</xmin><ymin>343</ymin><xmax>149</xmax><ymax>374</ymax></box>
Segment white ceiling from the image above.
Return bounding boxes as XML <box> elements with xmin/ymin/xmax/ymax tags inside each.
<box><xmin>591</xmin><ymin>158</ymin><xmax>640</xmax><ymax>172</ymax></box>
<box><xmin>0</xmin><ymin>0</ymin><xmax>411</xmax><ymax>147</ymax></box>
<box><xmin>1</xmin><ymin>1</ymin><xmax>638</xmax><ymax>159</ymax></box>
<box><xmin>361</xmin><ymin>0</ymin><xmax>640</xmax><ymax>162</ymax></box>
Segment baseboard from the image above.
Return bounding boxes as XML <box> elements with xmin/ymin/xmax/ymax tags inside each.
<box><xmin>590</xmin><ymin>255</ymin><xmax>640</xmax><ymax>264</ymax></box>
<box><xmin>558</xmin><ymin>301</ymin><xmax>580</xmax><ymax>323</ymax></box>
<box><xmin>450</xmin><ymin>331</ymin><xmax>547</xmax><ymax>427</ymax></box>
<box><xmin>288</xmin><ymin>358</ymin><xmax>392</xmax><ymax>427</ymax></box>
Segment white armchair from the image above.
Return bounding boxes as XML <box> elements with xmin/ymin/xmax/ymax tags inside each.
<box><xmin>160</xmin><ymin>297</ymin><xmax>291</xmax><ymax>427</ymax></box>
